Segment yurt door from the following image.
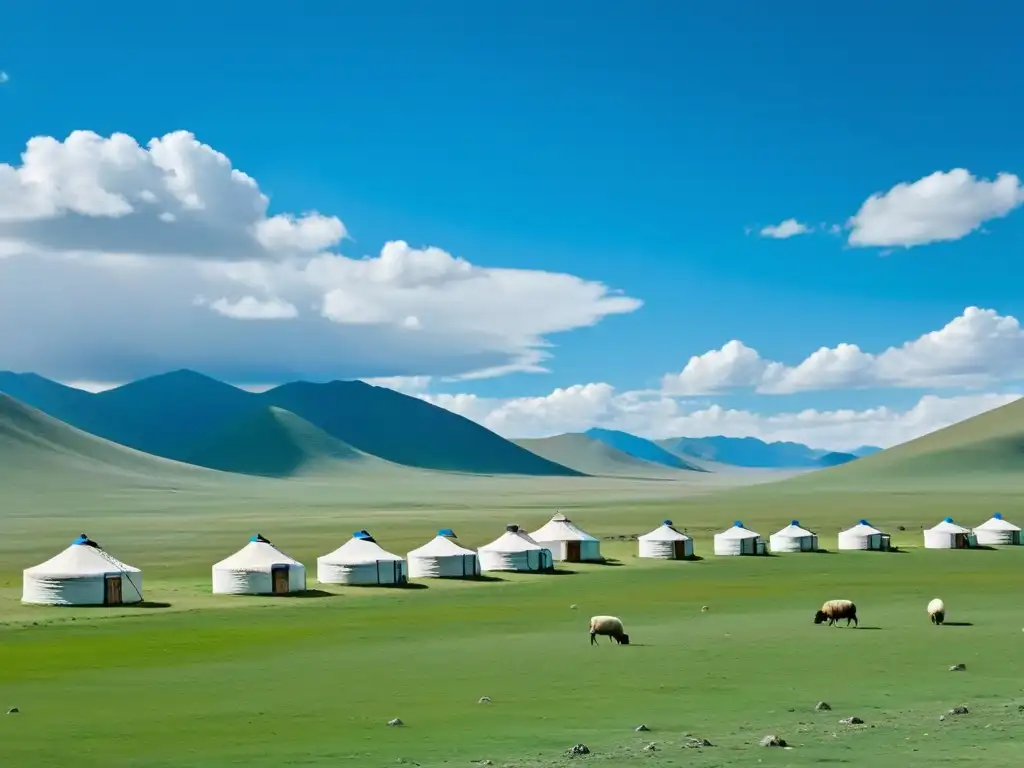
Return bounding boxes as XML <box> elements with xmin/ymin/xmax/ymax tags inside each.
<box><xmin>954</xmin><ymin>533</ymin><xmax>966</xmax><ymax>549</ymax></box>
<box><xmin>271</xmin><ymin>566</ymin><xmax>289</xmax><ymax>594</ymax></box>
<box><xmin>104</xmin><ymin>575</ymin><xmax>123</xmax><ymax>606</ymax></box>
<box><xmin>1013</xmin><ymin>531</ymin><xmax>1021</xmax><ymax>546</ymax></box>
<box><xmin>566</xmin><ymin>541</ymin><xmax>582</xmax><ymax>562</ymax></box>
<box><xmin>673</xmin><ymin>541</ymin><xmax>687</xmax><ymax>559</ymax></box>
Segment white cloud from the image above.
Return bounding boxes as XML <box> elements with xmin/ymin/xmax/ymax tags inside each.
<box><xmin>759</xmin><ymin>218</ymin><xmax>810</xmax><ymax>239</ymax></box>
<box><xmin>847</xmin><ymin>169</ymin><xmax>1024</xmax><ymax>248</ymax></box>
<box><xmin>662</xmin><ymin>307</ymin><xmax>1024</xmax><ymax>395</ymax></box>
<box><xmin>423</xmin><ymin>385</ymin><xmax>1019</xmax><ymax>451</ymax></box>
<box><xmin>362</xmin><ymin>375</ymin><xmax>433</xmax><ymax>394</ymax></box>
<box><xmin>0</xmin><ymin>130</ymin><xmax>641</xmax><ymax>383</ymax></box>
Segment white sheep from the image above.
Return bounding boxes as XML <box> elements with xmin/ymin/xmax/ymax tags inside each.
<box><xmin>927</xmin><ymin>598</ymin><xmax>945</xmax><ymax>625</ymax></box>
<box><xmin>813</xmin><ymin>599</ymin><xmax>859</xmax><ymax>627</ymax></box>
<box><xmin>589</xmin><ymin>615</ymin><xmax>630</xmax><ymax>645</ymax></box>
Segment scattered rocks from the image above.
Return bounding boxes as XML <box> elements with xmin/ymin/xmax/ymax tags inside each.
<box><xmin>642</xmin><ymin>743</ymin><xmax>657</xmax><ymax>752</ymax></box>
<box><xmin>948</xmin><ymin>706</ymin><xmax>969</xmax><ymax>716</ymax></box>
<box><xmin>839</xmin><ymin>716</ymin><xmax>864</xmax><ymax>725</ymax></box>
<box><xmin>387</xmin><ymin>718</ymin><xmax>404</xmax><ymax>727</ymax></box>
<box><xmin>634</xmin><ymin>724</ymin><xmax>649</xmax><ymax>732</ymax></box>
<box><xmin>949</xmin><ymin>664</ymin><xmax>966</xmax><ymax>672</ymax></box>
<box><xmin>478</xmin><ymin>696</ymin><xmax>492</xmax><ymax>704</ymax></box>
<box><xmin>6</xmin><ymin>707</ymin><xmax>18</xmax><ymax>714</ymax></box>
<box><xmin>760</xmin><ymin>735</ymin><xmax>787</xmax><ymax>747</ymax></box>
<box><xmin>567</xmin><ymin>743</ymin><xmax>591</xmax><ymax>756</ymax></box>
<box><xmin>815</xmin><ymin>701</ymin><xmax>832</xmax><ymax>711</ymax></box>
<box><xmin>683</xmin><ymin>737</ymin><xmax>714</xmax><ymax>748</ymax></box>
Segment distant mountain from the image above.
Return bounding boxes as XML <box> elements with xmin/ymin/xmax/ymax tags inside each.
<box><xmin>584</xmin><ymin>428</ymin><xmax>706</xmax><ymax>471</ymax></box>
<box><xmin>514</xmin><ymin>433</ymin><xmax>694</xmax><ymax>477</ymax></box>
<box><xmin>0</xmin><ymin>370</ymin><xmax>582</xmax><ymax>477</ymax></box>
<box><xmin>851</xmin><ymin>445</ymin><xmax>883</xmax><ymax>458</ymax></box>
<box><xmin>656</xmin><ymin>435</ymin><xmax>874</xmax><ymax>469</ymax></box>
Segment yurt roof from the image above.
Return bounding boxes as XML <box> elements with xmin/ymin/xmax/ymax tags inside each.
<box><xmin>529</xmin><ymin>512</ymin><xmax>598</xmax><ymax>542</ymax></box>
<box><xmin>772</xmin><ymin>520</ymin><xmax>816</xmax><ymax>537</ymax></box>
<box><xmin>638</xmin><ymin>520</ymin><xmax>691</xmax><ymax>541</ymax></box>
<box><xmin>975</xmin><ymin>513</ymin><xmax>1021</xmax><ymax>532</ymax></box>
<box><xmin>716</xmin><ymin>521</ymin><xmax>759</xmax><ymax>539</ymax></box>
<box><xmin>213</xmin><ymin>535</ymin><xmax>302</xmax><ymax>570</ymax></box>
<box><xmin>479</xmin><ymin>524</ymin><xmax>547</xmax><ymax>553</ymax></box>
<box><xmin>320</xmin><ymin>533</ymin><xmax>403</xmax><ymax>564</ymax></box>
<box><xmin>842</xmin><ymin>519</ymin><xmax>883</xmax><ymax>535</ymax></box>
<box><xmin>24</xmin><ymin>534</ymin><xmax>140</xmax><ymax>578</ymax></box>
<box><xmin>927</xmin><ymin>517</ymin><xmax>972</xmax><ymax>534</ymax></box>
<box><xmin>408</xmin><ymin>531</ymin><xmax>477</xmax><ymax>557</ymax></box>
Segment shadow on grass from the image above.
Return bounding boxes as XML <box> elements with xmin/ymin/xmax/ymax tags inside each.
<box><xmin>811</xmin><ymin>549</ymin><xmax>836</xmax><ymax>554</ymax></box>
<box><xmin>855</xmin><ymin>626</ymin><xmax>885</xmax><ymax>630</ymax></box>
<box><xmin>942</xmin><ymin>621</ymin><xmax>973</xmax><ymax>627</ymax></box>
<box><xmin>70</xmin><ymin>601</ymin><xmax>172</xmax><ymax>609</ymax></box>
<box><xmin>281</xmin><ymin>589</ymin><xmax>336</xmax><ymax>599</ymax></box>
<box><xmin>970</xmin><ymin>545</ymin><xmax>996</xmax><ymax>551</ymax></box>
<box><xmin>588</xmin><ymin>559</ymin><xmax>626</xmax><ymax>567</ymax></box>
<box><xmin>462</xmin><ymin>574</ymin><xmax>506</xmax><ymax>583</ymax></box>
<box><xmin>684</xmin><ymin>555</ymin><xmax>705</xmax><ymax>562</ymax></box>
<box><xmin>547</xmin><ymin>568</ymin><xmax>579</xmax><ymax>576</ymax></box>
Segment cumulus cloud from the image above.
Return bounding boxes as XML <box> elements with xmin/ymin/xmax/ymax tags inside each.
<box><xmin>417</xmin><ymin>384</ymin><xmax>1018</xmax><ymax>451</ymax></box>
<box><xmin>847</xmin><ymin>169</ymin><xmax>1024</xmax><ymax>248</ymax></box>
<box><xmin>0</xmin><ymin>130</ymin><xmax>641</xmax><ymax>383</ymax></box>
<box><xmin>759</xmin><ymin>218</ymin><xmax>811</xmax><ymax>239</ymax></box>
<box><xmin>662</xmin><ymin>307</ymin><xmax>1024</xmax><ymax>395</ymax></box>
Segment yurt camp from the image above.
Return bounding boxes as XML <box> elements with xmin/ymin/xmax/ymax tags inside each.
<box><xmin>837</xmin><ymin>520</ymin><xmax>892</xmax><ymax>551</ymax></box>
<box><xmin>478</xmin><ymin>524</ymin><xmax>554</xmax><ymax>573</ymax></box>
<box><xmin>22</xmin><ymin>534</ymin><xmax>143</xmax><ymax>606</ymax></box>
<box><xmin>528</xmin><ymin>512</ymin><xmax>603</xmax><ymax>562</ymax></box>
<box><xmin>637</xmin><ymin>520</ymin><xmax>694</xmax><ymax>560</ymax></box>
<box><xmin>713</xmin><ymin>521</ymin><xmax>766</xmax><ymax>556</ymax></box>
<box><xmin>211</xmin><ymin>534</ymin><xmax>307</xmax><ymax>595</ymax></box>
<box><xmin>317</xmin><ymin>530</ymin><xmax>407</xmax><ymax>585</ymax></box>
<box><xmin>923</xmin><ymin>517</ymin><xmax>977</xmax><ymax>549</ymax></box>
<box><xmin>972</xmin><ymin>513</ymin><xmax>1022</xmax><ymax>546</ymax></box>
<box><xmin>407</xmin><ymin>528</ymin><xmax>481</xmax><ymax>578</ymax></box>
<box><xmin>768</xmin><ymin>520</ymin><xmax>819</xmax><ymax>553</ymax></box>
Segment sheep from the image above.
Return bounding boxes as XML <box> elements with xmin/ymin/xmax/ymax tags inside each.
<box><xmin>928</xmin><ymin>598</ymin><xmax>945</xmax><ymax>625</ymax></box>
<box><xmin>589</xmin><ymin>615</ymin><xmax>630</xmax><ymax>645</ymax></box>
<box><xmin>813</xmin><ymin>599</ymin><xmax>858</xmax><ymax>627</ymax></box>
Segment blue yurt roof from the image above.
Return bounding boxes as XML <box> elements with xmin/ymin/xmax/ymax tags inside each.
<box><xmin>250</xmin><ymin>533</ymin><xmax>271</xmax><ymax>543</ymax></box>
<box><xmin>662</xmin><ymin>519</ymin><xmax>673</xmax><ymax>526</ymax></box>
<box><xmin>858</xmin><ymin>519</ymin><xmax>869</xmax><ymax>525</ymax></box>
<box><xmin>943</xmin><ymin>516</ymin><xmax>954</xmax><ymax>523</ymax></box>
<box><xmin>437</xmin><ymin>528</ymin><xmax>456</xmax><ymax>538</ymax></box>
<box><xmin>353</xmin><ymin>530</ymin><xmax>376</xmax><ymax>542</ymax></box>
<box><xmin>993</xmin><ymin>512</ymin><xmax>1003</xmax><ymax>520</ymax></box>
<box><xmin>733</xmin><ymin>520</ymin><xmax>744</xmax><ymax>528</ymax></box>
<box><xmin>72</xmin><ymin>534</ymin><xmax>99</xmax><ymax>548</ymax></box>
<box><xmin>790</xmin><ymin>520</ymin><xmax>800</xmax><ymax>526</ymax></box>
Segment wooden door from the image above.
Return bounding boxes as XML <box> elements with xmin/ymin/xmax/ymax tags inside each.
<box><xmin>271</xmin><ymin>566</ymin><xmax>289</xmax><ymax>594</ymax></box>
<box><xmin>954</xmin><ymin>533</ymin><xmax>966</xmax><ymax>549</ymax></box>
<box><xmin>104</xmin><ymin>575</ymin><xmax>123</xmax><ymax>605</ymax></box>
<box><xmin>673</xmin><ymin>540</ymin><xmax>687</xmax><ymax>559</ymax></box>
<box><xmin>566</xmin><ymin>541</ymin><xmax>582</xmax><ymax>562</ymax></box>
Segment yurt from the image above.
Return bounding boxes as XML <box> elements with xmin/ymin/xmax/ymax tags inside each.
<box><xmin>528</xmin><ymin>512</ymin><xmax>603</xmax><ymax>562</ymax></box>
<box><xmin>478</xmin><ymin>524</ymin><xmax>554</xmax><ymax>572</ymax></box>
<box><xmin>713</xmin><ymin>521</ymin><xmax>766</xmax><ymax>556</ymax></box>
<box><xmin>768</xmin><ymin>520</ymin><xmax>819</xmax><ymax>553</ymax></box>
<box><xmin>22</xmin><ymin>534</ymin><xmax>143</xmax><ymax>606</ymax></box>
<box><xmin>837</xmin><ymin>520</ymin><xmax>891</xmax><ymax>551</ymax></box>
<box><xmin>637</xmin><ymin>520</ymin><xmax>694</xmax><ymax>559</ymax></box>
<box><xmin>923</xmin><ymin>517</ymin><xmax>977</xmax><ymax>549</ymax></box>
<box><xmin>407</xmin><ymin>528</ymin><xmax>481</xmax><ymax>578</ymax></box>
<box><xmin>973</xmin><ymin>513</ymin><xmax>1022</xmax><ymax>546</ymax></box>
<box><xmin>211</xmin><ymin>534</ymin><xmax>307</xmax><ymax>595</ymax></box>
<box><xmin>317</xmin><ymin>530</ymin><xmax>407</xmax><ymax>585</ymax></box>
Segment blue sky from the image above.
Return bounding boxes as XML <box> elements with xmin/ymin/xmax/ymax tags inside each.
<box><xmin>2</xmin><ymin>1</ymin><xmax>1023</xmax><ymax>448</ymax></box>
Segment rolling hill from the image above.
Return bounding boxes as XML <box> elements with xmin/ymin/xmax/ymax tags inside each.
<box><xmin>513</xmin><ymin>433</ymin><xmax>693</xmax><ymax>477</ymax></box>
<box><xmin>584</xmin><ymin>428</ymin><xmax>706</xmax><ymax>471</ymax></box>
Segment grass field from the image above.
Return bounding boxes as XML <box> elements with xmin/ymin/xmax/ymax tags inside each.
<box><xmin>3</xmin><ymin>473</ymin><xmax>1024</xmax><ymax>767</ymax></box>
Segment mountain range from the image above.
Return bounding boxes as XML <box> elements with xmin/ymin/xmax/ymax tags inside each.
<box><xmin>0</xmin><ymin>369</ymin><xmax>881</xmax><ymax>480</ymax></box>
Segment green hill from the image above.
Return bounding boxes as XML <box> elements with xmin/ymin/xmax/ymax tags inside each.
<box><xmin>182</xmin><ymin>406</ymin><xmax>410</xmax><ymax>478</ymax></box>
<box><xmin>513</xmin><ymin>433</ymin><xmax>692</xmax><ymax>478</ymax></box>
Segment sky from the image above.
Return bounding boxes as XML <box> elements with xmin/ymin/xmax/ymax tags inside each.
<box><xmin>2</xmin><ymin>1</ymin><xmax>1024</xmax><ymax>451</ymax></box>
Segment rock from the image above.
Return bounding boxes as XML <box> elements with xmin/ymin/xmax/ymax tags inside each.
<box><xmin>478</xmin><ymin>697</ymin><xmax>492</xmax><ymax>704</ymax></box>
<box><xmin>948</xmin><ymin>706</ymin><xmax>969</xmax><ymax>716</ymax></box>
<box><xmin>701</xmin><ymin>605</ymin><xmax>709</xmax><ymax>612</ymax></box>
<box><xmin>938</xmin><ymin>715</ymin><xmax>946</xmax><ymax>722</ymax></box>
<box><xmin>567</xmin><ymin>743</ymin><xmax>591</xmax><ymax>756</ymax></box>
<box><xmin>949</xmin><ymin>664</ymin><xmax>966</xmax><ymax>672</ymax></box>
<box><xmin>760</xmin><ymin>735</ymin><xmax>787</xmax><ymax>747</ymax></box>
<box><xmin>387</xmin><ymin>718</ymin><xmax>404</xmax><ymax>727</ymax></box>
<box><xmin>6</xmin><ymin>707</ymin><xmax>18</xmax><ymax>714</ymax></box>
<box><xmin>839</xmin><ymin>716</ymin><xmax>864</xmax><ymax>725</ymax></box>
<box><xmin>642</xmin><ymin>743</ymin><xmax>657</xmax><ymax>752</ymax></box>
<box><xmin>683</xmin><ymin>737</ymin><xmax>713</xmax><ymax>748</ymax></box>
<box><xmin>570</xmin><ymin>604</ymin><xmax>578</xmax><ymax>610</ymax></box>
<box><xmin>634</xmin><ymin>724</ymin><xmax>649</xmax><ymax>732</ymax></box>
<box><xmin>815</xmin><ymin>701</ymin><xmax>832</xmax><ymax>711</ymax></box>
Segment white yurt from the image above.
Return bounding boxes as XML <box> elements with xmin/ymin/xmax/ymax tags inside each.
<box><xmin>713</xmin><ymin>521</ymin><xmax>766</xmax><ymax>556</ymax></box>
<box><xmin>528</xmin><ymin>512</ymin><xmax>603</xmax><ymax>562</ymax></box>
<box><xmin>837</xmin><ymin>519</ymin><xmax>891</xmax><ymax>551</ymax></box>
<box><xmin>768</xmin><ymin>520</ymin><xmax>819</xmax><ymax>553</ymax></box>
<box><xmin>211</xmin><ymin>534</ymin><xmax>307</xmax><ymax>595</ymax></box>
<box><xmin>923</xmin><ymin>517</ymin><xmax>976</xmax><ymax>549</ymax></box>
<box><xmin>637</xmin><ymin>519</ymin><xmax>694</xmax><ymax>559</ymax></box>
<box><xmin>22</xmin><ymin>534</ymin><xmax>143</xmax><ymax>606</ymax></box>
<box><xmin>478</xmin><ymin>524</ymin><xmax>554</xmax><ymax>572</ymax></box>
<box><xmin>972</xmin><ymin>513</ymin><xmax>1022</xmax><ymax>546</ymax></box>
<box><xmin>407</xmin><ymin>528</ymin><xmax>481</xmax><ymax>578</ymax></box>
<box><xmin>317</xmin><ymin>530</ymin><xmax>407</xmax><ymax>585</ymax></box>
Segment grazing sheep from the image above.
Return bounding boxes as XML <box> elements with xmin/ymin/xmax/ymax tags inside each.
<box><xmin>814</xmin><ymin>599</ymin><xmax>858</xmax><ymax>627</ymax></box>
<box><xmin>589</xmin><ymin>615</ymin><xmax>630</xmax><ymax>645</ymax></box>
<box><xmin>928</xmin><ymin>598</ymin><xmax>945</xmax><ymax>625</ymax></box>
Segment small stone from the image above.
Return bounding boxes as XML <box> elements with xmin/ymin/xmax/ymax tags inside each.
<box><xmin>949</xmin><ymin>664</ymin><xmax>966</xmax><ymax>672</ymax></box>
<box><xmin>642</xmin><ymin>743</ymin><xmax>657</xmax><ymax>751</ymax></box>
<box><xmin>570</xmin><ymin>604</ymin><xmax>578</xmax><ymax>610</ymax></box>
<box><xmin>815</xmin><ymin>701</ymin><xmax>832</xmax><ymax>711</ymax></box>
<box><xmin>634</xmin><ymin>724</ymin><xmax>649</xmax><ymax>732</ymax></box>
<box><xmin>6</xmin><ymin>707</ymin><xmax>18</xmax><ymax>714</ymax></box>
<box><xmin>567</xmin><ymin>743</ymin><xmax>590</xmax><ymax>756</ymax></box>
<box><xmin>701</xmin><ymin>605</ymin><xmax>709</xmax><ymax>612</ymax></box>
<box><xmin>683</xmin><ymin>737</ymin><xmax>713</xmax><ymax>748</ymax></box>
<box><xmin>387</xmin><ymin>718</ymin><xmax>404</xmax><ymax>726</ymax></box>
<box><xmin>839</xmin><ymin>716</ymin><xmax>864</xmax><ymax>725</ymax></box>
<box><xmin>948</xmin><ymin>706</ymin><xmax>969</xmax><ymax>716</ymax></box>
<box><xmin>760</xmin><ymin>735</ymin><xmax>787</xmax><ymax>747</ymax></box>
<box><xmin>478</xmin><ymin>696</ymin><xmax>492</xmax><ymax>704</ymax></box>
<box><xmin>938</xmin><ymin>716</ymin><xmax>946</xmax><ymax>722</ymax></box>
